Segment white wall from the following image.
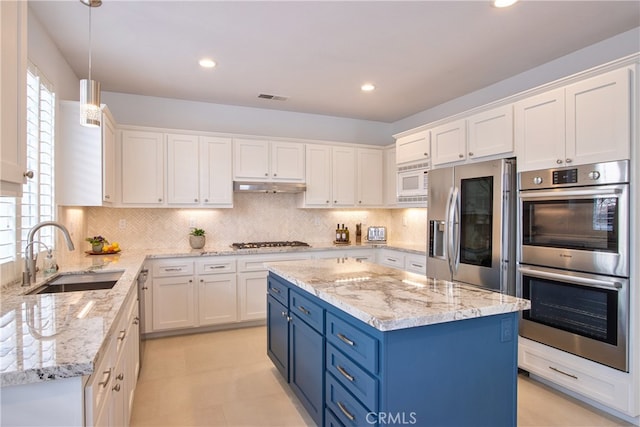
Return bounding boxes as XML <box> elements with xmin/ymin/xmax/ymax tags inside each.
<box><xmin>392</xmin><ymin>27</ymin><xmax>640</xmax><ymax>135</ymax></box>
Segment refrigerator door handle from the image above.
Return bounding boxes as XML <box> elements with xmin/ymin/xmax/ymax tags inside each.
<box><xmin>446</xmin><ymin>186</ymin><xmax>458</xmax><ymax>276</ymax></box>
<box><xmin>451</xmin><ymin>186</ymin><xmax>461</xmax><ymax>274</ymax></box>
<box><xmin>444</xmin><ymin>186</ymin><xmax>454</xmax><ymax>275</ymax></box>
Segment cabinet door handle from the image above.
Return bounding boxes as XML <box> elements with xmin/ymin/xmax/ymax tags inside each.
<box><xmin>269</xmin><ymin>287</ymin><xmax>281</xmax><ymax>294</ymax></box>
<box><xmin>112</xmin><ymin>384</ymin><xmax>121</xmax><ymax>392</ymax></box>
<box><xmin>98</xmin><ymin>369</ymin><xmax>111</xmax><ymax>388</ymax></box>
<box><xmin>297</xmin><ymin>306</ymin><xmax>310</xmax><ymax>316</ymax></box>
<box><xmin>556</xmin><ymin>159</ymin><xmax>563</xmax><ymax>164</ymax></box>
<box><xmin>468</xmin><ymin>152</ymin><xmax>474</xmax><ymax>156</ymax></box>
<box><xmin>337</xmin><ymin>401</ymin><xmax>355</xmax><ymax>421</ymax></box>
<box><xmin>118</xmin><ymin>330</ymin><xmax>126</xmax><ymax>341</ymax></box>
<box><xmin>116</xmin><ymin>373</ymin><xmax>124</xmax><ymax>381</ymax></box>
<box><xmin>336</xmin><ymin>365</ymin><xmax>354</xmax><ymax>382</ymax></box>
<box><xmin>458</xmin><ymin>153</ymin><xmax>464</xmax><ymax>158</ymax></box>
<box><xmin>281</xmin><ymin>311</ymin><xmax>287</xmax><ymax>318</ymax></box>
<box><xmin>337</xmin><ymin>333</ymin><xmax>355</xmax><ymax>346</ymax></box>
<box><xmin>194</xmin><ymin>198</ymin><xmax>198</xmax><ymax>202</ymax></box>
<box><xmin>158</xmin><ymin>198</ymin><xmax>163</xmax><ymax>202</ymax></box>
<box><xmin>565</xmin><ymin>158</ymin><xmax>573</xmax><ymax>164</ymax></box>
<box><xmin>23</xmin><ymin>170</ymin><xmax>34</xmax><ymax>179</ymax></box>
<box><xmin>548</xmin><ymin>366</ymin><xmax>578</xmax><ymax>379</ymax></box>
<box><xmin>204</xmin><ymin>198</ymin><xmax>209</xmax><ymax>202</ymax></box>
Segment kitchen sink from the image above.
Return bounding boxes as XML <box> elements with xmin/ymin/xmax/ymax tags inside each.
<box><xmin>27</xmin><ymin>270</ymin><xmax>124</xmax><ymax>295</ymax></box>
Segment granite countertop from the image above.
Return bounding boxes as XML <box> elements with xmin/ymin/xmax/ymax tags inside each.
<box><xmin>266</xmin><ymin>258</ymin><xmax>531</xmax><ymax>331</ymax></box>
<box><xmin>0</xmin><ymin>242</ymin><xmax>424</xmax><ymax>388</ymax></box>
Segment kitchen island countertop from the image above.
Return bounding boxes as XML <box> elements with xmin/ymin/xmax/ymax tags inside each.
<box><xmin>266</xmin><ymin>258</ymin><xmax>530</xmax><ymax>331</ymax></box>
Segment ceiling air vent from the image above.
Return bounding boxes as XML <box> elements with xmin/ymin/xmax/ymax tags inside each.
<box><xmin>258</xmin><ymin>93</ymin><xmax>288</xmax><ymax>101</ymax></box>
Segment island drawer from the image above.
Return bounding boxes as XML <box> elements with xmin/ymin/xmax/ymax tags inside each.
<box><xmin>290</xmin><ymin>290</ymin><xmax>324</xmax><ymax>333</ymax></box>
<box><xmin>326</xmin><ymin>373</ymin><xmax>373</xmax><ymax>427</ymax></box>
<box><xmin>196</xmin><ymin>257</ymin><xmax>236</xmax><ymax>275</ymax></box>
<box><xmin>326</xmin><ymin>313</ymin><xmax>379</xmax><ymax>374</ymax></box>
<box><xmin>267</xmin><ymin>275</ymin><xmax>289</xmax><ymax>306</ymax></box>
<box><xmin>325</xmin><ymin>407</ymin><xmax>345</xmax><ymax>427</ymax></box>
<box><xmin>327</xmin><ymin>343</ymin><xmax>378</xmax><ymax>410</ymax></box>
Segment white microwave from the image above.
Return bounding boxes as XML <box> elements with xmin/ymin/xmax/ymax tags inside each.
<box><xmin>396</xmin><ymin>162</ymin><xmax>428</xmax><ymax>204</ymax></box>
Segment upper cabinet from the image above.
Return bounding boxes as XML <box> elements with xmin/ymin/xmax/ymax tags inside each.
<box><xmin>121</xmin><ymin>130</ymin><xmax>165</xmax><ymax>205</ymax></box>
<box><xmin>0</xmin><ymin>1</ymin><xmax>27</xmax><ymax>196</ymax></box>
<box><xmin>431</xmin><ymin>104</ymin><xmax>514</xmax><ymax>167</ymax></box>
<box><xmin>166</xmin><ymin>133</ymin><xmax>232</xmax><ymax>207</ymax></box>
<box><xmin>356</xmin><ymin>148</ymin><xmax>383</xmax><ymax>207</ymax></box>
<box><xmin>233</xmin><ymin>138</ymin><xmax>304</xmax><ymax>182</ymax></box>
<box><xmin>516</xmin><ymin>67</ymin><xmax>631</xmax><ymax>172</ymax></box>
<box><xmin>57</xmin><ymin>101</ymin><xmax>117</xmax><ymax>206</ymax></box>
<box><xmin>395</xmin><ymin>130</ymin><xmax>429</xmax><ymax>165</ymax></box>
<box><xmin>383</xmin><ymin>146</ymin><xmax>397</xmax><ymax>207</ymax></box>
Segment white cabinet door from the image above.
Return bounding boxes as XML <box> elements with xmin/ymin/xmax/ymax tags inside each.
<box><xmin>565</xmin><ymin>67</ymin><xmax>631</xmax><ymax>166</ymax></box>
<box><xmin>304</xmin><ymin>144</ymin><xmax>332</xmax><ymax>207</ymax></box>
<box><xmin>233</xmin><ymin>138</ymin><xmax>270</xmax><ymax>180</ymax></box>
<box><xmin>356</xmin><ymin>148</ymin><xmax>383</xmax><ymax>206</ymax></box>
<box><xmin>383</xmin><ymin>146</ymin><xmax>397</xmax><ymax>207</ymax></box>
<box><xmin>395</xmin><ymin>130</ymin><xmax>429</xmax><ymax>165</ymax></box>
<box><xmin>431</xmin><ymin>119</ymin><xmax>467</xmax><ymax>166</ymax></box>
<box><xmin>271</xmin><ymin>141</ymin><xmax>304</xmax><ymax>182</ymax></box>
<box><xmin>121</xmin><ymin>130</ymin><xmax>165</xmax><ymax>204</ymax></box>
<box><xmin>200</xmin><ymin>136</ymin><xmax>233</xmax><ymax>206</ymax></box>
<box><xmin>331</xmin><ymin>146</ymin><xmax>356</xmax><ymax>206</ymax></box>
<box><xmin>238</xmin><ymin>271</ymin><xmax>268</xmax><ymax>321</ymax></box>
<box><xmin>515</xmin><ymin>88</ymin><xmax>566</xmax><ymax>172</ymax></box>
<box><xmin>467</xmin><ymin>104</ymin><xmax>513</xmax><ymax>160</ymax></box>
<box><xmin>0</xmin><ymin>1</ymin><xmax>27</xmax><ymax>196</ymax></box>
<box><xmin>167</xmin><ymin>133</ymin><xmax>199</xmax><ymax>205</ymax></box>
<box><xmin>102</xmin><ymin>110</ymin><xmax>117</xmax><ymax>204</ymax></box>
<box><xmin>152</xmin><ymin>276</ymin><xmax>196</xmax><ymax>330</ymax></box>
<box><xmin>198</xmin><ymin>273</ymin><xmax>238</xmax><ymax>326</ymax></box>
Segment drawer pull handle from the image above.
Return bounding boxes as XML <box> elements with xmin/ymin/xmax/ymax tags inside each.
<box><xmin>208</xmin><ymin>265</ymin><xmax>226</xmax><ymax>269</ymax></box>
<box><xmin>337</xmin><ymin>401</ymin><xmax>355</xmax><ymax>421</ymax></box>
<box><xmin>549</xmin><ymin>366</ymin><xmax>578</xmax><ymax>380</ymax></box>
<box><xmin>270</xmin><ymin>287</ymin><xmax>281</xmax><ymax>294</ymax></box>
<box><xmin>113</xmin><ymin>384</ymin><xmax>121</xmax><ymax>392</ymax></box>
<box><xmin>298</xmin><ymin>306</ymin><xmax>310</xmax><ymax>316</ymax></box>
<box><xmin>116</xmin><ymin>373</ymin><xmax>124</xmax><ymax>381</ymax></box>
<box><xmin>337</xmin><ymin>333</ymin><xmax>355</xmax><ymax>346</ymax></box>
<box><xmin>336</xmin><ymin>365</ymin><xmax>354</xmax><ymax>382</ymax></box>
<box><xmin>164</xmin><ymin>267</ymin><xmax>183</xmax><ymax>272</ymax></box>
<box><xmin>117</xmin><ymin>330</ymin><xmax>126</xmax><ymax>341</ymax></box>
<box><xmin>411</xmin><ymin>263</ymin><xmax>422</xmax><ymax>268</ymax></box>
<box><xmin>98</xmin><ymin>370</ymin><xmax>111</xmax><ymax>388</ymax></box>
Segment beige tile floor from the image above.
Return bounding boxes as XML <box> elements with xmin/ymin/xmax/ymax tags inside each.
<box><xmin>131</xmin><ymin>326</ymin><xmax>632</xmax><ymax>427</ymax></box>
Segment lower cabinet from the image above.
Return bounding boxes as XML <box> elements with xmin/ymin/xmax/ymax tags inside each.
<box><xmin>267</xmin><ymin>271</ymin><xmax>520</xmax><ymax>427</ymax></box>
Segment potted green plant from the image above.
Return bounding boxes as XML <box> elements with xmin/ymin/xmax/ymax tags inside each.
<box><xmin>189</xmin><ymin>228</ymin><xmax>206</xmax><ymax>249</ymax></box>
<box><xmin>86</xmin><ymin>235</ymin><xmax>109</xmax><ymax>253</ymax></box>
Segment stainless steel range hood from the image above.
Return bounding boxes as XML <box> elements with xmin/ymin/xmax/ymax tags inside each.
<box><xmin>233</xmin><ymin>181</ymin><xmax>306</xmax><ymax>193</ymax></box>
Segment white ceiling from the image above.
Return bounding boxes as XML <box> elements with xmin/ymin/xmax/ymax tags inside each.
<box><xmin>29</xmin><ymin>1</ymin><xmax>640</xmax><ymax>123</ymax></box>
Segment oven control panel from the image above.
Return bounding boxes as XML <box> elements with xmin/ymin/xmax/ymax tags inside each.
<box><xmin>552</xmin><ymin>168</ymin><xmax>577</xmax><ymax>185</ymax></box>
<box><xmin>518</xmin><ymin>159</ymin><xmax>629</xmax><ymax>190</ymax></box>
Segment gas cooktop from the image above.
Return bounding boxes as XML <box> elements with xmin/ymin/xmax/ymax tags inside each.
<box><xmin>230</xmin><ymin>241</ymin><xmax>310</xmax><ymax>250</ymax></box>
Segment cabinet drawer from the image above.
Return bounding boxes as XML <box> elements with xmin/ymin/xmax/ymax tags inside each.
<box><xmin>326</xmin><ymin>313</ymin><xmax>379</xmax><ymax>374</ymax></box>
<box><xmin>327</xmin><ymin>343</ymin><xmax>378</xmax><ymax>410</ymax></box>
<box><xmin>326</xmin><ymin>373</ymin><xmax>373</xmax><ymax>427</ymax></box>
<box><xmin>267</xmin><ymin>275</ymin><xmax>289</xmax><ymax>306</ymax></box>
<box><xmin>377</xmin><ymin>249</ymin><xmax>404</xmax><ymax>269</ymax></box>
<box><xmin>325</xmin><ymin>407</ymin><xmax>345</xmax><ymax>427</ymax></box>
<box><xmin>405</xmin><ymin>254</ymin><xmax>426</xmax><ymax>274</ymax></box>
<box><xmin>152</xmin><ymin>260</ymin><xmax>194</xmax><ymax>277</ymax></box>
<box><xmin>85</xmin><ymin>336</ymin><xmax>115</xmax><ymax>425</ymax></box>
<box><xmin>290</xmin><ymin>290</ymin><xmax>324</xmax><ymax>333</ymax></box>
<box><xmin>196</xmin><ymin>257</ymin><xmax>236</xmax><ymax>274</ymax></box>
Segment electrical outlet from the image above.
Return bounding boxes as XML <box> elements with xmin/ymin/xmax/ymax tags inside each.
<box><xmin>189</xmin><ymin>218</ymin><xmax>197</xmax><ymax>228</ymax></box>
<box><xmin>118</xmin><ymin>219</ymin><xmax>126</xmax><ymax>229</ymax></box>
<box><xmin>402</xmin><ymin>216</ymin><xmax>408</xmax><ymax>227</ymax></box>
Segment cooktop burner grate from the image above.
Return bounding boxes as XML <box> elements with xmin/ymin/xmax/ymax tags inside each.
<box><xmin>231</xmin><ymin>241</ymin><xmax>310</xmax><ymax>249</ymax></box>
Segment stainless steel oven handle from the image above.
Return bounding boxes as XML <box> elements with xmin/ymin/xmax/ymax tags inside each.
<box><xmin>519</xmin><ymin>267</ymin><xmax>622</xmax><ymax>290</ymax></box>
<box><xmin>519</xmin><ymin>188</ymin><xmax>622</xmax><ymax>200</ymax></box>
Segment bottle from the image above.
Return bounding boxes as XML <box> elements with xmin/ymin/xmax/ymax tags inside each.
<box><xmin>336</xmin><ymin>224</ymin><xmax>341</xmax><ymax>242</ymax></box>
<box><xmin>345</xmin><ymin>227</ymin><xmax>350</xmax><ymax>243</ymax></box>
<box><xmin>341</xmin><ymin>224</ymin><xmax>346</xmax><ymax>242</ymax></box>
<box><xmin>43</xmin><ymin>249</ymin><xmax>58</xmax><ymax>275</ymax></box>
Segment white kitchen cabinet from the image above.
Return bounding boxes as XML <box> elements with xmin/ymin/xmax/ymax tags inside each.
<box><xmin>356</xmin><ymin>148</ymin><xmax>384</xmax><ymax>206</ymax></box>
<box><xmin>395</xmin><ymin>129</ymin><xmax>429</xmax><ymax>165</ymax></box>
<box><xmin>200</xmin><ymin>136</ymin><xmax>233</xmax><ymax>206</ymax></box>
<box><xmin>121</xmin><ymin>130</ymin><xmax>165</xmax><ymax>205</ymax></box>
<box><xmin>516</xmin><ymin>67</ymin><xmax>631</xmax><ymax>172</ymax></box>
<box><xmin>310</xmin><ymin>248</ymin><xmax>375</xmax><ymax>262</ymax></box>
<box><xmin>167</xmin><ymin>133</ymin><xmax>199</xmax><ymax>204</ymax></box>
<box><xmin>196</xmin><ymin>257</ymin><xmax>237</xmax><ymax>325</ymax></box>
<box><xmin>0</xmin><ymin>0</ymin><xmax>27</xmax><ymax>196</ymax></box>
<box><xmin>467</xmin><ymin>104</ymin><xmax>513</xmax><ymax>160</ymax></box>
<box><xmin>303</xmin><ymin>144</ymin><xmax>333</xmax><ymax>206</ymax></box>
<box><xmin>152</xmin><ymin>274</ymin><xmax>196</xmax><ymax>331</ymax></box>
<box><xmin>431</xmin><ymin>119</ymin><xmax>467</xmax><ymax>166</ymax></box>
<box><xmin>233</xmin><ymin>138</ymin><xmax>304</xmax><ymax>182</ymax></box>
<box><xmin>383</xmin><ymin>146</ymin><xmax>397</xmax><ymax>207</ymax></box>
<box><xmin>331</xmin><ymin>146</ymin><xmax>356</xmax><ymax>207</ymax></box>
<box><xmin>58</xmin><ymin>102</ymin><xmax>117</xmax><ymax>206</ymax></box>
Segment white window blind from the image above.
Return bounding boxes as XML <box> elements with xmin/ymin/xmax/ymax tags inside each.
<box><xmin>20</xmin><ymin>65</ymin><xmax>56</xmax><ymax>253</ymax></box>
<box><xmin>0</xmin><ymin>198</ymin><xmax>16</xmax><ymax>264</ymax></box>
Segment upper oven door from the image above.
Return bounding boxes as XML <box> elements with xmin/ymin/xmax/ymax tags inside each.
<box><xmin>519</xmin><ymin>183</ymin><xmax>629</xmax><ymax>277</ymax></box>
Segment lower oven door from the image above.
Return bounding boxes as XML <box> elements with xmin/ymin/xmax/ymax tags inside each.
<box><xmin>518</xmin><ymin>265</ymin><xmax>628</xmax><ymax>372</ymax></box>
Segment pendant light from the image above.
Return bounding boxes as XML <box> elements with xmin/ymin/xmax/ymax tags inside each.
<box><xmin>79</xmin><ymin>0</ymin><xmax>102</xmax><ymax>127</ymax></box>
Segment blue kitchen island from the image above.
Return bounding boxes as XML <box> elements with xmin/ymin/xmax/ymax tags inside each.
<box><xmin>265</xmin><ymin>258</ymin><xmax>531</xmax><ymax>427</ymax></box>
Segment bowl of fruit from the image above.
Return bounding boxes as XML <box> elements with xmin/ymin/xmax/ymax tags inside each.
<box><xmin>85</xmin><ymin>236</ymin><xmax>121</xmax><ymax>254</ymax></box>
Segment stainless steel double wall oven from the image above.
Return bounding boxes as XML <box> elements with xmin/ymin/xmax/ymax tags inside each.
<box><xmin>518</xmin><ymin>160</ymin><xmax>630</xmax><ymax>371</ymax></box>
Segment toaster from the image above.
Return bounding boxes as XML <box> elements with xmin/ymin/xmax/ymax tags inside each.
<box><xmin>367</xmin><ymin>226</ymin><xmax>387</xmax><ymax>242</ymax></box>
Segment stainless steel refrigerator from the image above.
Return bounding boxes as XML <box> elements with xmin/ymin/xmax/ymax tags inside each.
<box><xmin>427</xmin><ymin>158</ymin><xmax>516</xmax><ymax>295</ymax></box>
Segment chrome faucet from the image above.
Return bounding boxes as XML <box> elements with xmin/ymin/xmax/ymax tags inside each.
<box><xmin>22</xmin><ymin>221</ymin><xmax>75</xmax><ymax>286</ymax></box>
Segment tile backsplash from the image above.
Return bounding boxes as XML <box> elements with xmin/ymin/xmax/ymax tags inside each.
<box><xmin>73</xmin><ymin>193</ymin><xmax>426</xmax><ymax>252</ymax></box>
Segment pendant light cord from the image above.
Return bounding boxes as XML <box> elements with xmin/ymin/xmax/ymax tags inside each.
<box><xmin>88</xmin><ymin>5</ymin><xmax>92</xmax><ymax>82</ymax></box>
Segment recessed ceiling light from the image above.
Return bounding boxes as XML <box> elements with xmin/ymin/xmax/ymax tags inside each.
<box><xmin>493</xmin><ymin>0</ymin><xmax>518</xmax><ymax>8</ymax></box>
<box><xmin>361</xmin><ymin>83</ymin><xmax>375</xmax><ymax>92</ymax></box>
<box><xmin>199</xmin><ymin>58</ymin><xmax>216</xmax><ymax>68</ymax></box>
